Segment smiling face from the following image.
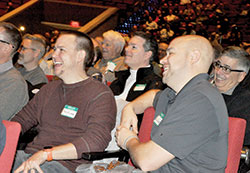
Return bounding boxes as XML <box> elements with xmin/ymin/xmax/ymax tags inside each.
<box><xmin>124</xmin><ymin>36</ymin><xmax>151</xmax><ymax>70</ymax></box>
<box><xmin>52</xmin><ymin>34</ymin><xmax>78</xmax><ymax>79</ymax></box>
<box><xmin>102</xmin><ymin>38</ymin><xmax>119</xmax><ymax>60</ymax></box>
<box><xmin>160</xmin><ymin>37</ymin><xmax>188</xmax><ymax>87</ymax></box>
<box><xmin>214</xmin><ymin>55</ymin><xmax>246</xmax><ymax>93</ymax></box>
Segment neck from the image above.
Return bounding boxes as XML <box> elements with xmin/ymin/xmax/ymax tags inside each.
<box><xmin>62</xmin><ymin>71</ymin><xmax>89</xmax><ymax>84</ymax></box>
<box><xmin>24</xmin><ymin>63</ymin><xmax>38</xmax><ymax>71</ymax></box>
<box><xmin>130</xmin><ymin>64</ymin><xmax>150</xmax><ymax>70</ymax></box>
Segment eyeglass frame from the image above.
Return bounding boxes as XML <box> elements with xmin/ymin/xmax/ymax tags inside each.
<box><xmin>213</xmin><ymin>60</ymin><xmax>245</xmax><ymax>74</ymax></box>
<box><xmin>0</xmin><ymin>39</ymin><xmax>14</xmax><ymax>48</ymax></box>
<box><xmin>19</xmin><ymin>45</ymin><xmax>37</xmax><ymax>52</ymax></box>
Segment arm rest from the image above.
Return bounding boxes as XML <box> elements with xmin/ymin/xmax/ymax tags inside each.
<box><xmin>82</xmin><ymin>149</ymin><xmax>130</xmax><ymax>162</ymax></box>
<box><xmin>241</xmin><ymin>147</ymin><xmax>250</xmax><ymax>165</ymax></box>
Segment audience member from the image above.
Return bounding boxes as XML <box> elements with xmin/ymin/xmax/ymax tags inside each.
<box><xmin>105</xmin><ymin>31</ymin><xmax>164</xmax><ymax>155</ymax></box>
<box><xmin>116</xmin><ymin>35</ymin><xmax>228</xmax><ymax>172</ymax></box>
<box><xmin>158</xmin><ymin>42</ymin><xmax>168</xmax><ymax>60</ymax></box>
<box><xmin>0</xmin><ymin>115</ymin><xmax>6</xmax><ymax>155</ymax></box>
<box><xmin>17</xmin><ymin>33</ymin><xmax>48</xmax><ymax>85</ymax></box>
<box><xmin>212</xmin><ymin>46</ymin><xmax>250</xmax><ymax>151</ymax></box>
<box><xmin>0</xmin><ymin>22</ymin><xmax>28</xmax><ymax>120</ymax></box>
<box><xmin>12</xmin><ymin>30</ymin><xmax>116</xmax><ymax>173</ymax></box>
<box><xmin>89</xmin><ymin>30</ymin><xmax>127</xmax><ymax>83</ymax></box>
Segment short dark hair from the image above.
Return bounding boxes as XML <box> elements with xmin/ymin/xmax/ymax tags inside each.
<box><xmin>60</xmin><ymin>30</ymin><xmax>94</xmax><ymax>67</ymax></box>
<box><xmin>220</xmin><ymin>46</ymin><xmax>250</xmax><ymax>74</ymax></box>
<box><xmin>0</xmin><ymin>22</ymin><xmax>21</xmax><ymax>54</ymax></box>
<box><xmin>133</xmin><ymin>31</ymin><xmax>158</xmax><ymax>63</ymax></box>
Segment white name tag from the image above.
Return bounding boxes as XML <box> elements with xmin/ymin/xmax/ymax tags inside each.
<box><xmin>61</xmin><ymin>105</ymin><xmax>78</xmax><ymax>119</ymax></box>
<box><xmin>153</xmin><ymin>112</ymin><xmax>166</xmax><ymax>126</ymax></box>
<box><xmin>106</xmin><ymin>61</ymin><xmax>117</xmax><ymax>72</ymax></box>
<box><xmin>133</xmin><ymin>84</ymin><xmax>146</xmax><ymax>91</ymax></box>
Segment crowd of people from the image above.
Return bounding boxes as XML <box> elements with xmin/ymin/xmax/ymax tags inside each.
<box><xmin>118</xmin><ymin>0</ymin><xmax>249</xmax><ymax>51</ymax></box>
<box><xmin>0</xmin><ymin>1</ymin><xmax>249</xmax><ymax>172</ymax></box>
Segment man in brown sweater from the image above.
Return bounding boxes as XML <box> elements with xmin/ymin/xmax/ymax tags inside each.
<box><xmin>12</xmin><ymin>30</ymin><xmax>116</xmax><ymax>173</ymax></box>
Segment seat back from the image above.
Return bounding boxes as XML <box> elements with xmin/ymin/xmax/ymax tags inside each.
<box><xmin>0</xmin><ymin>120</ymin><xmax>21</xmax><ymax>173</ymax></box>
<box><xmin>225</xmin><ymin>117</ymin><xmax>246</xmax><ymax>173</ymax></box>
<box><xmin>46</xmin><ymin>75</ymin><xmax>54</xmax><ymax>82</ymax></box>
<box><xmin>128</xmin><ymin>107</ymin><xmax>155</xmax><ymax>166</ymax></box>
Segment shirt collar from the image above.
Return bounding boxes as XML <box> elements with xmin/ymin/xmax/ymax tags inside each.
<box><xmin>0</xmin><ymin>60</ymin><xmax>13</xmax><ymax>74</ymax></box>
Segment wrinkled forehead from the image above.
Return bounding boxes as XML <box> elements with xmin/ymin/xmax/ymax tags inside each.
<box><xmin>218</xmin><ymin>55</ymin><xmax>239</xmax><ymax>67</ymax></box>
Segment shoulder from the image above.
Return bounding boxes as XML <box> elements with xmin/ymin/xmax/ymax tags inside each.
<box><xmin>0</xmin><ymin>68</ymin><xmax>26</xmax><ymax>86</ymax></box>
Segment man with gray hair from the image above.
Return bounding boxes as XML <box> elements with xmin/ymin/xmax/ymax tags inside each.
<box><xmin>90</xmin><ymin>30</ymin><xmax>127</xmax><ymax>83</ymax></box>
<box><xmin>17</xmin><ymin>34</ymin><xmax>48</xmax><ymax>85</ymax></box>
<box><xmin>212</xmin><ymin>46</ymin><xmax>250</xmax><ymax>172</ymax></box>
<box><xmin>0</xmin><ymin>22</ymin><xmax>28</xmax><ymax>120</ymax></box>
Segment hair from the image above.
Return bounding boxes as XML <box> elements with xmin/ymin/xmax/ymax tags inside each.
<box><xmin>0</xmin><ymin>22</ymin><xmax>21</xmax><ymax>54</ymax></box>
<box><xmin>60</xmin><ymin>30</ymin><xmax>94</xmax><ymax>67</ymax></box>
<box><xmin>133</xmin><ymin>31</ymin><xmax>158</xmax><ymax>63</ymax></box>
<box><xmin>23</xmin><ymin>34</ymin><xmax>47</xmax><ymax>59</ymax></box>
<box><xmin>103</xmin><ymin>30</ymin><xmax>125</xmax><ymax>55</ymax></box>
<box><xmin>220</xmin><ymin>46</ymin><xmax>250</xmax><ymax>74</ymax></box>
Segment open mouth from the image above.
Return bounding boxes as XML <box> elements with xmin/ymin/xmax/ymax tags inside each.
<box><xmin>53</xmin><ymin>59</ymin><xmax>63</xmax><ymax>66</ymax></box>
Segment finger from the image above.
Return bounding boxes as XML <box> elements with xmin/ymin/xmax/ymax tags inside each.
<box><xmin>14</xmin><ymin>163</ymin><xmax>25</xmax><ymax>173</ymax></box>
<box><xmin>132</xmin><ymin>119</ymin><xmax>138</xmax><ymax>134</ymax></box>
<box><xmin>34</xmin><ymin>165</ymin><xmax>44</xmax><ymax>173</ymax></box>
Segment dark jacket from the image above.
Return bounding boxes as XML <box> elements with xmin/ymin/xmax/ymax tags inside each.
<box><xmin>223</xmin><ymin>74</ymin><xmax>250</xmax><ymax>145</ymax></box>
<box><xmin>110</xmin><ymin>66</ymin><xmax>165</xmax><ymax>101</ymax></box>
<box><xmin>110</xmin><ymin>66</ymin><xmax>165</xmax><ymax>128</ymax></box>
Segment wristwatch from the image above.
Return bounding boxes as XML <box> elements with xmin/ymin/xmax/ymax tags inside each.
<box><xmin>43</xmin><ymin>146</ymin><xmax>53</xmax><ymax>161</ymax></box>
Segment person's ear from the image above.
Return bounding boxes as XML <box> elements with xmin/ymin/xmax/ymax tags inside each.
<box><xmin>76</xmin><ymin>50</ymin><xmax>86</xmax><ymax>63</ymax></box>
<box><xmin>189</xmin><ymin>49</ymin><xmax>200</xmax><ymax>64</ymax></box>
<box><xmin>145</xmin><ymin>51</ymin><xmax>152</xmax><ymax>61</ymax></box>
<box><xmin>238</xmin><ymin>72</ymin><xmax>246</xmax><ymax>83</ymax></box>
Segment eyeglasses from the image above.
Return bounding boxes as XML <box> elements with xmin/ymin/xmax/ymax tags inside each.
<box><xmin>213</xmin><ymin>61</ymin><xmax>245</xmax><ymax>74</ymax></box>
<box><xmin>19</xmin><ymin>45</ymin><xmax>37</xmax><ymax>52</ymax></box>
<box><xmin>0</xmin><ymin>39</ymin><xmax>14</xmax><ymax>48</ymax></box>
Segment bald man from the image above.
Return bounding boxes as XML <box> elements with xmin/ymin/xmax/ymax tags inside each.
<box><xmin>116</xmin><ymin>35</ymin><xmax>228</xmax><ymax>172</ymax></box>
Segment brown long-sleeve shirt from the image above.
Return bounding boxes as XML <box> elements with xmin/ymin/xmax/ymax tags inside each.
<box><xmin>12</xmin><ymin>78</ymin><xmax>116</xmax><ymax>171</ymax></box>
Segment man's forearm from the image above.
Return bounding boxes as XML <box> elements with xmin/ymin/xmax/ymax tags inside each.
<box><xmin>49</xmin><ymin>143</ymin><xmax>78</xmax><ymax>160</ymax></box>
<box><xmin>130</xmin><ymin>89</ymin><xmax>160</xmax><ymax>114</ymax></box>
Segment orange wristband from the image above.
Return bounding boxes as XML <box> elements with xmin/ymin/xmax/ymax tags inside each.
<box><xmin>43</xmin><ymin>147</ymin><xmax>53</xmax><ymax>161</ymax></box>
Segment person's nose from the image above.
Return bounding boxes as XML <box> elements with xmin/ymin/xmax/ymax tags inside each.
<box><xmin>160</xmin><ymin>55</ymin><xmax>168</xmax><ymax>65</ymax></box>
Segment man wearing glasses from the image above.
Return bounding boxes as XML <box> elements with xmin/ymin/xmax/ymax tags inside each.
<box><xmin>17</xmin><ymin>34</ymin><xmax>48</xmax><ymax>86</ymax></box>
<box><xmin>0</xmin><ymin>22</ymin><xmax>28</xmax><ymax>120</ymax></box>
<box><xmin>212</xmin><ymin>46</ymin><xmax>250</xmax><ymax>172</ymax></box>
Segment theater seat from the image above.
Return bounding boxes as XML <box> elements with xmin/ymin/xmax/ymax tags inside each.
<box><xmin>0</xmin><ymin>120</ymin><xmax>21</xmax><ymax>173</ymax></box>
<box><xmin>225</xmin><ymin>117</ymin><xmax>246</xmax><ymax>173</ymax></box>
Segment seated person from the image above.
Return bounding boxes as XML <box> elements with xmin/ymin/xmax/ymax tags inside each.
<box><xmin>88</xmin><ymin>30</ymin><xmax>127</xmax><ymax>83</ymax></box>
<box><xmin>116</xmin><ymin>35</ymin><xmax>228</xmax><ymax>172</ymax></box>
<box><xmin>11</xmin><ymin>30</ymin><xmax>116</xmax><ymax>173</ymax></box>
<box><xmin>211</xmin><ymin>46</ymin><xmax>250</xmax><ymax>172</ymax></box>
<box><xmin>93</xmin><ymin>31</ymin><xmax>164</xmax><ymax>163</ymax></box>
<box><xmin>0</xmin><ymin>22</ymin><xmax>28</xmax><ymax>120</ymax></box>
<box><xmin>17</xmin><ymin>33</ymin><xmax>48</xmax><ymax>85</ymax></box>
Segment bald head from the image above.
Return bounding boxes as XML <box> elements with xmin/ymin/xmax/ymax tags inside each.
<box><xmin>160</xmin><ymin>35</ymin><xmax>214</xmax><ymax>93</ymax></box>
<box><xmin>173</xmin><ymin>35</ymin><xmax>214</xmax><ymax>72</ymax></box>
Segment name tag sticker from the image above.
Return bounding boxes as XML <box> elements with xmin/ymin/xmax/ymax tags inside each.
<box><xmin>61</xmin><ymin>105</ymin><xmax>78</xmax><ymax>119</ymax></box>
<box><xmin>153</xmin><ymin>112</ymin><xmax>166</xmax><ymax>126</ymax></box>
<box><xmin>133</xmin><ymin>84</ymin><xmax>146</xmax><ymax>91</ymax></box>
<box><xmin>106</xmin><ymin>61</ymin><xmax>117</xmax><ymax>72</ymax></box>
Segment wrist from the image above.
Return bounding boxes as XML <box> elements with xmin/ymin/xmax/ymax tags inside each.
<box><xmin>123</xmin><ymin>135</ymin><xmax>139</xmax><ymax>151</ymax></box>
<box><xmin>43</xmin><ymin>146</ymin><xmax>53</xmax><ymax>161</ymax></box>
